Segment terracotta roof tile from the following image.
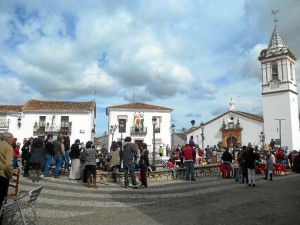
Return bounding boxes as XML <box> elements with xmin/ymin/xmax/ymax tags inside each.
<box><xmin>107</xmin><ymin>102</ymin><xmax>173</xmax><ymax>111</ymax></box>
<box><xmin>0</xmin><ymin>105</ymin><xmax>22</xmax><ymax>112</ymax></box>
<box><xmin>22</xmin><ymin>100</ymin><xmax>96</xmax><ymax>112</ymax></box>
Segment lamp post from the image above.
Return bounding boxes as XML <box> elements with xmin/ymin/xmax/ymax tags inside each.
<box><xmin>110</xmin><ymin>124</ymin><xmax>118</xmax><ymax>142</ymax></box>
<box><xmin>171</xmin><ymin>124</ymin><xmax>175</xmax><ymax>149</ymax></box>
<box><xmin>200</xmin><ymin>122</ymin><xmax>204</xmax><ymax>150</ymax></box>
<box><xmin>152</xmin><ymin>117</ymin><xmax>157</xmax><ymax>171</ymax></box>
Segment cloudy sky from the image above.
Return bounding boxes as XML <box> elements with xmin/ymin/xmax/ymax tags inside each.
<box><xmin>1</xmin><ymin>0</ymin><xmax>300</xmax><ymax>136</ymax></box>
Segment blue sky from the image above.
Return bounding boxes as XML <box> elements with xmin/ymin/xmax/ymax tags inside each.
<box><xmin>0</xmin><ymin>0</ymin><xmax>300</xmax><ymax>136</ymax></box>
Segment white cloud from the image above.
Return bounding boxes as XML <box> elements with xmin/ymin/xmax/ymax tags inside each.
<box><xmin>0</xmin><ymin>0</ymin><xmax>299</xmax><ymax>135</ymax></box>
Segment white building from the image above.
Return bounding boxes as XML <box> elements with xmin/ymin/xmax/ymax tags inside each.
<box><xmin>0</xmin><ymin>99</ymin><xmax>96</xmax><ymax>145</ymax></box>
<box><xmin>106</xmin><ymin>102</ymin><xmax>173</xmax><ymax>156</ymax></box>
<box><xmin>258</xmin><ymin>22</ymin><xmax>300</xmax><ymax>152</ymax></box>
<box><xmin>186</xmin><ymin>18</ymin><xmax>300</xmax><ymax>152</ymax></box>
<box><xmin>186</xmin><ymin>100</ymin><xmax>264</xmax><ymax>150</ymax></box>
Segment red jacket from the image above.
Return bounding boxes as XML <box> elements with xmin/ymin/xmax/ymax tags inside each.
<box><xmin>182</xmin><ymin>145</ymin><xmax>195</xmax><ymax>160</ymax></box>
<box><xmin>14</xmin><ymin>146</ymin><xmax>20</xmax><ymax>157</ymax></box>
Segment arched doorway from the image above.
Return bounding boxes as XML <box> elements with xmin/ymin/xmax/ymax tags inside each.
<box><xmin>226</xmin><ymin>136</ymin><xmax>237</xmax><ymax>147</ymax></box>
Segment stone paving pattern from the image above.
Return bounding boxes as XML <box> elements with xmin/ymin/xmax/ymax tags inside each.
<box><xmin>4</xmin><ymin>170</ymin><xmax>300</xmax><ymax>225</ymax></box>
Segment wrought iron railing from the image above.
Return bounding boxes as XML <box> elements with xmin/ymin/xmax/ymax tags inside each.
<box><xmin>0</xmin><ymin>118</ymin><xmax>9</xmax><ymax>128</ymax></box>
<box><xmin>130</xmin><ymin>126</ymin><xmax>147</xmax><ymax>135</ymax></box>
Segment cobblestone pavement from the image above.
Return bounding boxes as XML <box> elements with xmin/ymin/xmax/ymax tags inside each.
<box><xmin>4</xmin><ymin>172</ymin><xmax>300</xmax><ymax>225</ymax></box>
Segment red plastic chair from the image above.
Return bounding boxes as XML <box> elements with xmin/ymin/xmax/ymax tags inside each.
<box><xmin>218</xmin><ymin>164</ymin><xmax>231</xmax><ymax>178</ymax></box>
<box><xmin>281</xmin><ymin>164</ymin><xmax>287</xmax><ymax>175</ymax></box>
<box><xmin>274</xmin><ymin>163</ymin><xmax>282</xmax><ymax>176</ymax></box>
<box><xmin>218</xmin><ymin>164</ymin><xmax>226</xmax><ymax>178</ymax></box>
<box><xmin>258</xmin><ymin>164</ymin><xmax>266</xmax><ymax>175</ymax></box>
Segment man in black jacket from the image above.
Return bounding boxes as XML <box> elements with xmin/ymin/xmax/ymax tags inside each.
<box><xmin>44</xmin><ymin>134</ymin><xmax>54</xmax><ymax>177</ymax></box>
<box><xmin>121</xmin><ymin>136</ymin><xmax>138</xmax><ymax>189</ymax></box>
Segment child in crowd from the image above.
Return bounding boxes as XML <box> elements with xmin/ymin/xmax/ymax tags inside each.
<box><xmin>167</xmin><ymin>159</ymin><xmax>176</xmax><ymax>179</ymax></box>
<box><xmin>264</xmin><ymin>153</ymin><xmax>274</xmax><ymax>181</ymax></box>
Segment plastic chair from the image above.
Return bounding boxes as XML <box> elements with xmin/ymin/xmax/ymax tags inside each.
<box><xmin>274</xmin><ymin>163</ymin><xmax>282</xmax><ymax>176</ymax></box>
<box><xmin>281</xmin><ymin>164</ymin><xmax>287</xmax><ymax>175</ymax></box>
<box><xmin>258</xmin><ymin>164</ymin><xmax>266</xmax><ymax>175</ymax></box>
<box><xmin>218</xmin><ymin>164</ymin><xmax>227</xmax><ymax>178</ymax></box>
<box><xmin>4</xmin><ymin>185</ymin><xmax>44</xmax><ymax>225</ymax></box>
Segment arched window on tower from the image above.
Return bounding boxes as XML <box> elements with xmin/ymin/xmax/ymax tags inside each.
<box><xmin>290</xmin><ymin>62</ymin><xmax>294</xmax><ymax>81</ymax></box>
<box><xmin>271</xmin><ymin>62</ymin><xmax>278</xmax><ymax>80</ymax></box>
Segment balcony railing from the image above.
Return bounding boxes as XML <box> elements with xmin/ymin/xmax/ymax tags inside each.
<box><xmin>130</xmin><ymin>126</ymin><xmax>147</xmax><ymax>135</ymax></box>
<box><xmin>0</xmin><ymin>118</ymin><xmax>9</xmax><ymax>129</ymax></box>
<box><xmin>33</xmin><ymin>122</ymin><xmax>72</xmax><ymax>136</ymax></box>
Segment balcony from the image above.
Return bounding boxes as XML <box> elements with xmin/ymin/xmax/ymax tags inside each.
<box><xmin>130</xmin><ymin>126</ymin><xmax>147</xmax><ymax>135</ymax></box>
<box><xmin>0</xmin><ymin>118</ymin><xmax>9</xmax><ymax>130</ymax></box>
<box><xmin>33</xmin><ymin>122</ymin><xmax>72</xmax><ymax>136</ymax></box>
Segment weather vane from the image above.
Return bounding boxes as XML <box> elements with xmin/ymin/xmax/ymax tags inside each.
<box><xmin>272</xmin><ymin>8</ymin><xmax>279</xmax><ymax>25</ymax></box>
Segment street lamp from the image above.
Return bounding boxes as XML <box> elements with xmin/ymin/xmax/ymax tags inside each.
<box><xmin>171</xmin><ymin>124</ymin><xmax>175</xmax><ymax>149</ymax></box>
<box><xmin>200</xmin><ymin>122</ymin><xmax>204</xmax><ymax>150</ymax></box>
<box><xmin>110</xmin><ymin>124</ymin><xmax>118</xmax><ymax>142</ymax></box>
<box><xmin>152</xmin><ymin>117</ymin><xmax>157</xmax><ymax>171</ymax></box>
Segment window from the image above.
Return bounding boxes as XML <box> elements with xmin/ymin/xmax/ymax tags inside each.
<box><xmin>290</xmin><ymin>62</ymin><xmax>294</xmax><ymax>80</ymax></box>
<box><xmin>39</xmin><ymin>116</ymin><xmax>46</xmax><ymax>127</ymax></box>
<box><xmin>61</xmin><ymin>116</ymin><xmax>69</xmax><ymax>127</ymax></box>
<box><xmin>153</xmin><ymin>116</ymin><xmax>161</xmax><ymax>133</ymax></box>
<box><xmin>271</xmin><ymin>62</ymin><xmax>278</xmax><ymax>80</ymax></box>
<box><xmin>118</xmin><ymin>115</ymin><xmax>128</xmax><ymax>133</ymax></box>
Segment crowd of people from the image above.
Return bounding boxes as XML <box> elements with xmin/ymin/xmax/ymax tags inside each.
<box><xmin>2</xmin><ymin>131</ymin><xmax>300</xmax><ymax>224</ymax></box>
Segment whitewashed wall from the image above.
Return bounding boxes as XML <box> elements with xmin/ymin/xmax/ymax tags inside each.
<box><xmin>186</xmin><ymin>112</ymin><xmax>264</xmax><ymax>149</ymax></box>
<box><xmin>7</xmin><ymin>111</ymin><xmax>95</xmax><ymax>146</ymax></box>
<box><xmin>107</xmin><ymin>109</ymin><xmax>172</xmax><ymax>155</ymax></box>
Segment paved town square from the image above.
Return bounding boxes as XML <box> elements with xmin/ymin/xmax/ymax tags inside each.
<box><xmin>4</xmin><ymin>171</ymin><xmax>300</xmax><ymax>225</ymax></box>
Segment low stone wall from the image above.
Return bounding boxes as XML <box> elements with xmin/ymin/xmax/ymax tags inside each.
<box><xmin>96</xmin><ymin>164</ymin><xmax>220</xmax><ymax>183</ymax></box>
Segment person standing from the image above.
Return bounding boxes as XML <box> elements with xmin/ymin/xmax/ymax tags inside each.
<box><xmin>21</xmin><ymin>137</ymin><xmax>33</xmax><ymax>177</ymax></box>
<box><xmin>182</xmin><ymin>143</ymin><xmax>196</xmax><ymax>181</ymax></box>
<box><xmin>189</xmin><ymin>136</ymin><xmax>197</xmax><ymax>149</ymax></box>
<box><xmin>84</xmin><ymin>141</ymin><xmax>98</xmax><ymax>188</ymax></box>
<box><xmin>263</xmin><ymin>153</ymin><xmax>274</xmax><ymax>181</ymax></box>
<box><xmin>158</xmin><ymin>146</ymin><xmax>164</xmax><ymax>157</ymax></box>
<box><xmin>13</xmin><ymin>142</ymin><xmax>20</xmax><ymax>169</ymax></box>
<box><xmin>52</xmin><ymin>135</ymin><xmax>64</xmax><ymax>178</ymax></box>
<box><xmin>221</xmin><ymin>148</ymin><xmax>233</xmax><ymax>178</ymax></box>
<box><xmin>0</xmin><ymin>132</ymin><xmax>14</xmax><ymax>225</ymax></box>
<box><xmin>63</xmin><ymin>132</ymin><xmax>70</xmax><ymax>171</ymax></box>
<box><xmin>205</xmin><ymin>145</ymin><xmax>212</xmax><ymax>164</ymax></box>
<box><xmin>29</xmin><ymin>137</ymin><xmax>46</xmax><ymax>182</ymax></box>
<box><xmin>69</xmin><ymin>139</ymin><xmax>82</xmax><ymax>180</ymax></box>
<box><xmin>139</xmin><ymin>143</ymin><xmax>150</xmax><ymax>188</ymax></box>
<box><xmin>245</xmin><ymin>147</ymin><xmax>259</xmax><ymax>187</ymax></box>
<box><xmin>110</xmin><ymin>141</ymin><xmax>120</xmax><ymax>182</ymax></box>
<box><xmin>121</xmin><ymin>136</ymin><xmax>138</xmax><ymax>189</ymax></box>
<box><xmin>44</xmin><ymin>134</ymin><xmax>54</xmax><ymax>177</ymax></box>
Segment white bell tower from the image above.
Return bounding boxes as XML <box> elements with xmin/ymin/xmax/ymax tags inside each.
<box><xmin>258</xmin><ymin>9</ymin><xmax>300</xmax><ymax>152</ymax></box>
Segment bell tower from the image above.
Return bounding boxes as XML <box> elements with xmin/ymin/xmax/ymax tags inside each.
<box><xmin>258</xmin><ymin>9</ymin><xmax>299</xmax><ymax>151</ymax></box>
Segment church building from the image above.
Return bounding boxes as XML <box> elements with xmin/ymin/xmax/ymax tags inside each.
<box><xmin>258</xmin><ymin>15</ymin><xmax>300</xmax><ymax>152</ymax></box>
<box><xmin>186</xmin><ymin>13</ymin><xmax>299</xmax><ymax>152</ymax></box>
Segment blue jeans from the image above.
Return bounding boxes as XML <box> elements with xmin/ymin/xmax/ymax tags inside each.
<box><xmin>124</xmin><ymin>162</ymin><xmax>137</xmax><ymax>187</ymax></box>
<box><xmin>64</xmin><ymin>150</ymin><xmax>70</xmax><ymax>170</ymax></box>
<box><xmin>54</xmin><ymin>155</ymin><xmax>63</xmax><ymax>177</ymax></box>
<box><xmin>185</xmin><ymin>160</ymin><xmax>195</xmax><ymax>180</ymax></box>
<box><xmin>44</xmin><ymin>154</ymin><xmax>53</xmax><ymax>176</ymax></box>
<box><xmin>13</xmin><ymin>157</ymin><xmax>18</xmax><ymax>169</ymax></box>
